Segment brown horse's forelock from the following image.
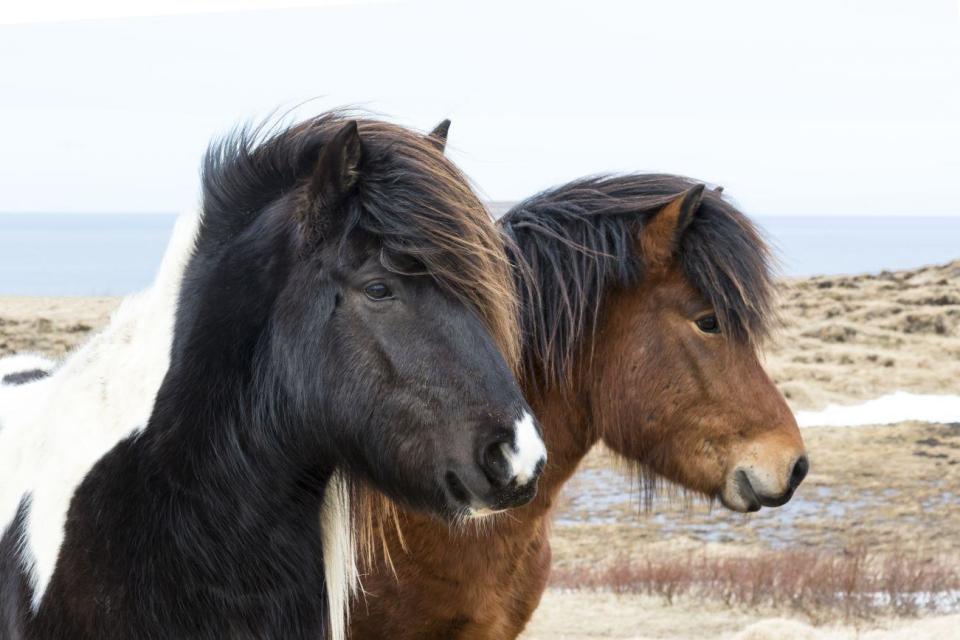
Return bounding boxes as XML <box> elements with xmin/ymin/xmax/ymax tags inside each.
<box><xmin>201</xmin><ymin>112</ymin><xmax>520</xmax><ymax>369</ymax></box>
<box><xmin>500</xmin><ymin>173</ymin><xmax>776</xmax><ymax>387</ymax></box>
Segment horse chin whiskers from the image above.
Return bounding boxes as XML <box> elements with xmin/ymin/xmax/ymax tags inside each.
<box><xmin>445</xmin><ymin>506</ymin><xmax>472</xmax><ymax>534</ymax></box>
<box><xmin>445</xmin><ymin>505</ymin><xmax>516</xmax><ymax>538</ymax></box>
<box><xmin>466</xmin><ymin>506</ymin><xmax>507</xmax><ymax>519</ymax></box>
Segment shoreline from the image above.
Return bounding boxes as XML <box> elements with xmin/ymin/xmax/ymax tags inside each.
<box><xmin>4</xmin><ymin>259</ymin><xmax>958</xmax><ymax>413</ymax></box>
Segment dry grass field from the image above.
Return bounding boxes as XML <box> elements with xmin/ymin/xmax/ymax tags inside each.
<box><xmin>768</xmin><ymin>261</ymin><xmax>960</xmax><ymax>409</ymax></box>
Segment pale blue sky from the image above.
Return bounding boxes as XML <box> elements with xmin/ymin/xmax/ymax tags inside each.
<box><xmin>1</xmin><ymin>0</ymin><xmax>959</xmax><ymax>215</ymax></box>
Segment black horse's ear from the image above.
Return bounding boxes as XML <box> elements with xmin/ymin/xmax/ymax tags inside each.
<box><xmin>639</xmin><ymin>184</ymin><xmax>705</xmax><ymax>268</ymax></box>
<box><xmin>308</xmin><ymin>120</ymin><xmax>363</xmax><ymax>212</ymax></box>
<box><xmin>427</xmin><ymin>119</ymin><xmax>451</xmax><ymax>152</ymax></box>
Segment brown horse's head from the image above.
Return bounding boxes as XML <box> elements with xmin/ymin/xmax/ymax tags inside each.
<box><xmin>507</xmin><ymin>176</ymin><xmax>807</xmax><ymax>512</ymax></box>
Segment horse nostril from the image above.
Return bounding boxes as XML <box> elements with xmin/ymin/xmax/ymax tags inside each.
<box><xmin>734</xmin><ymin>469</ymin><xmax>762</xmax><ymax>512</ymax></box>
<box><xmin>481</xmin><ymin>442</ymin><xmax>513</xmax><ymax>489</ymax></box>
<box><xmin>789</xmin><ymin>455</ymin><xmax>809</xmax><ymax>491</ymax></box>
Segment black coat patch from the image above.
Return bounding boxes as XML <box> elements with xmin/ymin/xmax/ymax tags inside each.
<box><xmin>2</xmin><ymin>369</ymin><xmax>50</xmax><ymax>386</ymax></box>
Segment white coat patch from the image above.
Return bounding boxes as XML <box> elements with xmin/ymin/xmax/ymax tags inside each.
<box><xmin>503</xmin><ymin>411</ymin><xmax>547</xmax><ymax>484</ymax></box>
<box><xmin>0</xmin><ymin>210</ymin><xmax>199</xmax><ymax>610</ymax></box>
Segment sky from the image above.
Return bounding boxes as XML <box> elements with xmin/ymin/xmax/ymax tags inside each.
<box><xmin>1</xmin><ymin>0</ymin><xmax>959</xmax><ymax>216</ymax></box>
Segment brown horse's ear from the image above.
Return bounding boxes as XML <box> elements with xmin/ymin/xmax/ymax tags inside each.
<box><xmin>639</xmin><ymin>184</ymin><xmax>705</xmax><ymax>268</ymax></box>
<box><xmin>427</xmin><ymin>119</ymin><xmax>451</xmax><ymax>152</ymax></box>
<box><xmin>307</xmin><ymin>120</ymin><xmax>363</xmax><ymax>213</ymax></box>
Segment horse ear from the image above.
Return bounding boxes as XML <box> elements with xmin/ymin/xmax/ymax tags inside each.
<box><xmin>639</xmin><ymin>184</ymin><xmax>705</xmax><ymax>268</ymax></box>
<box><xmin>308</xmin><ymin>120</ymin><xmax>363</xmax><ymax>212</ymax></box>
<box><xmin>427</xmin><ymin>119</ymin><xmax>451</xmax><ymax>152</ymax></box>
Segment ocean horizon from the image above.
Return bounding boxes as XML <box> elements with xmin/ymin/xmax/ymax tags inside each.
<box><xmin>0</xmin><ymin>212</ymin><xmax>958</xmax><ymax>296</ymax></box>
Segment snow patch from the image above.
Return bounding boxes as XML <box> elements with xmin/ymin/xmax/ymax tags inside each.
<box><xmin>796</xmin><ymin>392</ymin><xmax>960</xmax><ymax>428</ymax></box>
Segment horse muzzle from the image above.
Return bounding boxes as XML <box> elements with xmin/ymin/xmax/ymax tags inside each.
<box><xmin>721</xmin><ymin>454</ymin><xmax>809</xmax><ymax>512</ymax></box>
<box><xmin>444</xmin><ymin>410</ymin><xmax>547</xmax><ymax>517</ymax></box>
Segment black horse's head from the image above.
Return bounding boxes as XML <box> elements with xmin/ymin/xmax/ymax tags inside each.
<box><xmin>172</xmin><ymin>114</ymin><xmax>545</xmax><ymax>519</ymax></box>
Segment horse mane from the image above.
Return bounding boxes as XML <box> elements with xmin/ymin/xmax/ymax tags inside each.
<box><xmin>201</xmin><ymin>113</ymin><xmax>522</xmax><ymax>640</ymax></box>
<box><xmin>200</xmin><ymin>112</ymin><xmax>520</xmax><ymax>369</ymax></box>
<box><xmin>500</xmin><ymin>173</ymin><xmax>775</xmax><ymax>387</ymax></box>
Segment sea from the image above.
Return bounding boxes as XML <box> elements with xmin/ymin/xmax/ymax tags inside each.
<box><xmin>0</xmin><ymin>212</ymin><xmax>958</xmax><ymax>296</ymax></box>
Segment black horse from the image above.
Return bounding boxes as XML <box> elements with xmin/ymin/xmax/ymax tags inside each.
<box><xmin>0</xmin><ymin>114</ymin><xmax>546</xmax><ymax>640</ymax></box>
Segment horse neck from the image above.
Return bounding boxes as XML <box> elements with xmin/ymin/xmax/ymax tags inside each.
<box><xmin>130</xmin><ymin>372</ymin><xmax>336</xmax><ymax>608</ymax></box>
<box><xmin>141</xmin><ymin>213</ymin><xmax>334</xmax><ymax>563</ymax></box>
<box><xmin>148</xmin><ymin>306</ymin><xmax>331</xmax><ymax>495</ymax></box>
<box><xmin>522</xmin><ymin>371</ymin><xmax>600</xmax><ymax>516</ymax></box>
<box><xmin>161</xmin><ymin>377</ymin><xmax>316</xmax><ymax>482</ymax></box>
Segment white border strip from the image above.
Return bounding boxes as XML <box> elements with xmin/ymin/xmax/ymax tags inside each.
<box><xmin>0</xmin><ymin>1</ymin><xmax>395</xmax><ymax>25</ymax></box>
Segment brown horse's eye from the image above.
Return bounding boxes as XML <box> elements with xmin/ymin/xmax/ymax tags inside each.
<box><xmin>696</xmin><ymin>315</ymin><xmax>720</xmax><ymax>334</ymax></box>
<box><xmin>364</xmin><ymin>282</ymin><xmax>394</xmax><ymax>301</ymax></box>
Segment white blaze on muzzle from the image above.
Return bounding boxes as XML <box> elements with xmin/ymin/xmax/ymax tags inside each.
<box><xmin>502</xmin><ymin>411</ymin><xmax>547</xmax><ymax>485</ymax></box>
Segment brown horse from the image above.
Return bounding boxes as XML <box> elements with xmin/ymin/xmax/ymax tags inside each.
<box><xmin>347</xmin><ymin>174</ymin><xmax>808</xmax><ymax>639</ymax></box>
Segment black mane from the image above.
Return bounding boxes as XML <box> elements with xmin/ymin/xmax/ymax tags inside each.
<box><xmin>198</xmin><ymin>113</ymin><xmax>520</xmax><ymax>365</ymax></box>
<box><xmin>501</xmin><ymin>174</ymin><xmax>775</xmax><ymax>384</ymax></box>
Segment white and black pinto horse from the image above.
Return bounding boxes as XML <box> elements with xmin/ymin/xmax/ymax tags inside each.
<box><xmin>0</xmin><ymin>211</ymin><xmax>369</xmax><ymax>640</ymax></box>
<box><xmin>0</xmin><ymin>114</ymin><xmax>547</xmax><ymax>640</ymax></box>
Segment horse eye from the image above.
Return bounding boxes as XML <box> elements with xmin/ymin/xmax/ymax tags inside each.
<box><xmin>363</xmin><ymin>282</ymin><xmax>394</xmax><ymax>301</ymax></box>
<box><xmin>696</xmin><ymin>315</ymin><xmax>720</xmax><ymax>334</ymax></box>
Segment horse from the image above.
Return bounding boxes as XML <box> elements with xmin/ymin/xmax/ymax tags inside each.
<box><xmin>0</xmin><ymin>113</ymin><xmax>547</xmax><ymax>640</ymax></box>
<box><xmin>1</xmin><ymin>127</ymin><xmax>806</xmax><ymax>639</ymax></box>
<box><xmin>345</xmin><ymin>173</ymin><xmax>809</xmax><ymax>639</ymax></box>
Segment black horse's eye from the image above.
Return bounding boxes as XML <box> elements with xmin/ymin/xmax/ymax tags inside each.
<box><xmin>695</xmin><ymin>314</ymin><xmax>720</xmax><ymax>334</ymax></box>
<box><xmin>363</xmin><ymin>282</ymin><xmax>394</xmax><ymax>301</ymax></box>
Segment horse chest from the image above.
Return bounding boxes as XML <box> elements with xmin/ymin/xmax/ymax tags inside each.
<box><xmin>1</xmin><ymin>436</ymin><xmax>331</xmax><ymax>640</ymax></box>
<box><xmin>351</xmin><ymin>526</ymin><xmax>552</xmax><ymax>640</ymax></box>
